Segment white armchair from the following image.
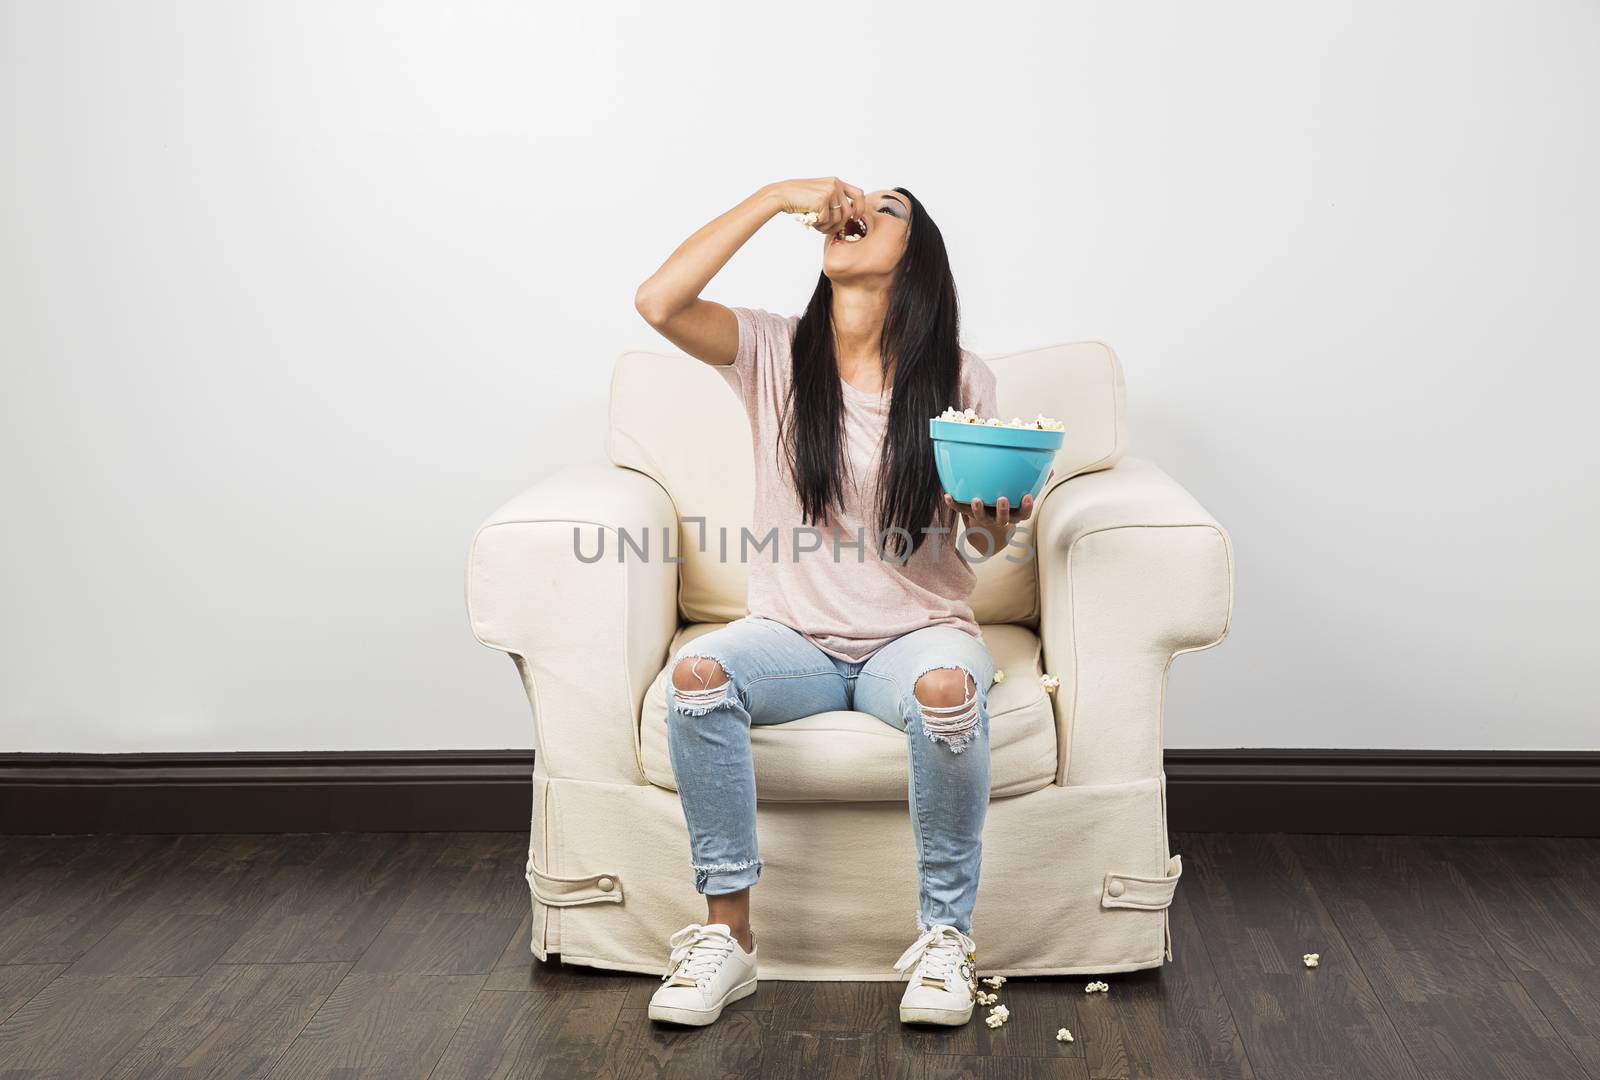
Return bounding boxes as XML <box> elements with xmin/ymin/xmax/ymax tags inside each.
<box><xmin>466</xmin><ymin>338</ymin><xmax>1234</xmax><ymax>979</ymax></box>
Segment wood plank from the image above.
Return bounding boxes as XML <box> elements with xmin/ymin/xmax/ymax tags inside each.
<box><xmin>220</xmin><ymin>832</ymin><xmax>452</xmax><ymax>964</ymax></box>
<box><xmin>0</xmin><ymin>836</ymin><xmax>90</xmax><ymax>913</ymax></box>
<box><xmin>349</xmin><ymin>833</ymin><xmax>527</xmax><ymax>976</ymax></box>
<box><xmin>595</xmin><ymin>1007</ymin><xmax>768</xmax><ymax>1080</ymax></box>
<box><xmin>101</xmin><ymin>961</ymin><xmax>348</xmax><ymax>1077</ymax></box>
<box><xmin>0</xmin><ymin>973</ymin><xmax>195</xmax><ymax>1077</ymax></box>
<box><xmin>755</xmin><ymin>1029</ymin><xmax>913</xmax><ymax>1080</ymax></box>
<box><xmin>1290</xmin><ymin>834</ymin><xmax>1590</xmax><ymax>1080</ymax></box>
<box><xmin>1440</xmin><ymin>836</ymin><xmax>1600</xmax><ymax>1077</ymax></box>
<box><xmin>0</xmin><ymin>965</ymin><xmax>68</xmax><ymax>1027</ymax></box>
<box><xmin>67</xmin><ymin>835</ymin><xmax>314</xmax><ymax>976</ymax></box>
<box><xmin>0</xmin><ymin>834</ymin><xmax>191</xmax><ymax>965</ymax></box>
<box><xmin>764</xmin><ymin>980</ymin><xmax>907</xmax><ymax>1035</ymax></box>
<box><xmin>431</xmin><ymin>989</ymin><xmax>627</xmax><ymax>1079</ymax></box>
<box><xmin>918</xmin><ymin>1055</ymin><xmax>1091</xmax><ymax>1078</ymax></box>
<box><xmin>263</xmin><ymin>972</ymin><xmax>484</xmax><ymax>1078</ymax></box>
<box><xmin>1180</xmin><ymin>832</ymin><xmax>1423</xmax><ymax>1078</ymax></box>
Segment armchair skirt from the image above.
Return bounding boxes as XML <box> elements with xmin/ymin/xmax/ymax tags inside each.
<box><xmin>529</xmin><ymin>767</ymin><xmax>1184</xmax><ymax>980</ymax></box>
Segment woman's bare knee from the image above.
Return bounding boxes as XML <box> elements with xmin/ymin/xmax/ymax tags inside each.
<box><xmin>670</xmin><ymin>655</ymin><xmax>734</xmax><ymax>716</ymax></box>
<box><xmin>673</xmin><ymin>656</ymin><xmax>728</xmax><ymax>692</ymax></box>
<box><xmin>914</xmin><ymin>666</ymin><xmax>981</xmax><ymax>749</ymax></box>
<box><xmin>915</xmin><ymin>667</ymin><xmax>973</xmax><ymax>710</ymax></box>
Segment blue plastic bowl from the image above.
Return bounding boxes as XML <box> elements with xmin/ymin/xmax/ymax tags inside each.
<box><xmin>929</xmin><ymin>418</ymin><xmax>1064</xmax><ymax>508</ymax></box>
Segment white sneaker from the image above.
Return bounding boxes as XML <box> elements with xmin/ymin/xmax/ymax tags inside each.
<box><xmin>647</xmin><ymin>922</ymin><xmax>758</xmax><ymax>1026</ymax></box>
<box><xmin>894</xmin><ymin>924</ymin><xmax>979</xmax><ymax>1025</ymax></box>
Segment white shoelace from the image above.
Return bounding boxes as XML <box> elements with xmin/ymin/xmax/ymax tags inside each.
<box><xmin>662</xmin><ymin>923</ymin><xmax>739</xmax><ymax>985</ymax></box>
<box><xmin>894</xmin><ymin>924</ymin><xmax>977</xmax><ymax>989</ymax></box>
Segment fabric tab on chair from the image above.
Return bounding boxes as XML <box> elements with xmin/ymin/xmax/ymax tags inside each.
<box><xmin>1101</xmin><ymin>854</ymin><xmax>1183</xmax><ymax>910</ymax></box>
<box><xmin>528</xmin><ymin>859</ymin><xmax>625</xmax><ymax>906</ymax></box>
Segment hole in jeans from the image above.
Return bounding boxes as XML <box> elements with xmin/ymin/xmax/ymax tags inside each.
<box><xmin>670</xmin><ymin>655</ymin><xmax>733</xmax><ymax>717</ymax></box>
<box><xmin>913</xmin><ymin>666</ymin><xmax>981</xmax><ymax>752</ymax></box>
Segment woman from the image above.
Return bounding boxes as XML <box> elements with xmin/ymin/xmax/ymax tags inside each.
<box><xmin>632</xmin><ymin>177</ymin><xmax>1040</xmax><ymax>1028</ymax></box>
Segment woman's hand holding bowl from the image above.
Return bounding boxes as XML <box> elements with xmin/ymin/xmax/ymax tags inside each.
<box><xmin>944</xmin><ymin>468</ymin><xmax>1054</xmax><ymax>529</ymax></box>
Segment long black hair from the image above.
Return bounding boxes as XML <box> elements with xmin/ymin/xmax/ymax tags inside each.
<box><xmin>775</xmin><ymin>187</ymin><xmax>962</xmax><ymax>562</ymax></box>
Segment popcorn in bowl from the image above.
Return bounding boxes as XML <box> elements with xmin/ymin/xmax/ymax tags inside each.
<box><xmin>929</xmin><ymin>406</ymin><xmax>1065</xmax><ymax>510</ymax></box>
<box><xmin>937</xmin><ymin>406</ymin><xmax>1065</xmax><ymax>432</ymax></box>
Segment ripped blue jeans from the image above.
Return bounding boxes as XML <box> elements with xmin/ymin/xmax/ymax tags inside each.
<box><xmin>665</xmin><ymin>614</ymin><xmax>996</xmax><ymax>936</ymax></box>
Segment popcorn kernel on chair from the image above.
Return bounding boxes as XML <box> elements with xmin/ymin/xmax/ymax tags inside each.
<box><xmin>465</xmin><ymin>338</ymin><xmax>1234</xmax><ymax>979</ymax></box>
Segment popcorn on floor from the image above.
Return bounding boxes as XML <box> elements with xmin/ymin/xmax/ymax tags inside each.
<box><xmin>1303</xmin><ymin>953</ymin><xmax>1320</xmax><ymax>968</ymax></box>
<box><xmin>1056</xmin><ymin>1027</ymin><xmax>1075</xmax><ymax>1043</ymax></box>
<box><xmin>1084</xmin><ymin>980</ymin><xmax>1109</xmax><ymax>993</ymax></box>
<box><xmin>982</xmin><ymin>975</ymin><xmax>1006</xmax><ymax>988</ymax></box>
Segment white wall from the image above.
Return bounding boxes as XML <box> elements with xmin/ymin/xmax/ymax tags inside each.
<box><xmin>3</xmin><ymin>1</ymin><xmax>1596</xmax><ymax>753</ymax></box>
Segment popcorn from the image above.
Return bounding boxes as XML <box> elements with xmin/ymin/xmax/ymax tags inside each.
<box><xmin>981</xmin><ymin>975</ymin><xmax>1006</xmax><ymax>988</ymax></box>
<box><xmin>985</xmin><ymin>1014</ymin><xmax>1005</xmax><ymax>1029</ymax></box>
<box><xmin>1303</xmin><ymin>953</ymin><xmax>1320</xmax><ymax>968</ymax></box>
<box><xmin>1084</xmin><ymin>980</ymin><xmax>1109</xmax><ymax>993</ymax></box>
<box><xmin>790</xmin><ymin>209</ymin><xmax>867</xmax><ymax>241</ymax></box>
<box><xmin>989</xmin><ymin>1003</ymin><xmax>1010</xmax><ymax>1020</ymax></box>
<box><xmin>936</xmin><ymin>406</ymin><xmax>1065</xmax><ymax>432</ymax></box>
<box><xmin>1056</xmin><ymin>1027</ymin><xmax>1075</xmax><ymax>1043</ymax></box>
<box><xmin>992</xmin><ymin>669</ymin><xmax>1006</xmax><ymax>684</ymax></box>
<box><xmin>1039</xmin><ymin>674</ymin><xmax>1061</xmax><ymax>694</ymax></box>
<box><xmin>977</xmin><ymin>990</ymin><xmax>999</xmax><ymax>1005</ymax></box>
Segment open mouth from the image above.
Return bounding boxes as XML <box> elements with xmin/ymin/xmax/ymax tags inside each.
<box><xmin>831</xmin><ymin>215</ymin><xmax>869</xmax><ymax>245</ymax></box>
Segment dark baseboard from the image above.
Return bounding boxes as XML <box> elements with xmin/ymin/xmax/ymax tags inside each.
<box><xmin>1164</xmin><ymin>749</ymin><xmax>1600</xmax><ymax>837</ymax></box>
<box><xmin>0</xmin><ymin>751</ymin><xmax>535</xmax><ymax>834</ymax></box>
<box><xmin>2</xmin><ymin>749</ymin><xmax>1596</xmax><ymax>836</ymax></box>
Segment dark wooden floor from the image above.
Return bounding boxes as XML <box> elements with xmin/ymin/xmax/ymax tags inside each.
<box><xmin>0</xmin><ymin>832</ymin><xmax>1596</xmax><ymax>1078</ymax></box>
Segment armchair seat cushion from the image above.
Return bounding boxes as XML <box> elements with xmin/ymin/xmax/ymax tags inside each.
<box><xmin>638</xmin><ymin>623</ymin><xmax>1058</xmax><ymax>802</ymax></box>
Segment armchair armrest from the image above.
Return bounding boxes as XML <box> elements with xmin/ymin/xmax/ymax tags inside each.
<box><xmin>467</xmin><ymin>462</ymin><xmax>679</xmax><ymax>784</ymax></box>
<box><xmin>1032</xmin><ymin>457</ymin><xmax>1234</xmax><ymax>786</ymax></box>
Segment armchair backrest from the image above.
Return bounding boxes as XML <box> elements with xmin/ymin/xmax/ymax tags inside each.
<box><xmin>607</xmin><ymin>337</ymin><xmax>1127</xmax><ymax>626</ymax></box>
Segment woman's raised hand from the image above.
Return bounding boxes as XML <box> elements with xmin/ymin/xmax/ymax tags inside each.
<box><xmin>768</xmin><ymin>177</ymin><xmax>867</xmax><ymax>236</ymax></box>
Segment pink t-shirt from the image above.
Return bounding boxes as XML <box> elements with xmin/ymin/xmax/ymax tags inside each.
<box><xmin>716</xmin><ymin>306</ymin><xmax>1001</xmax><ymax>663</ymax></box>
